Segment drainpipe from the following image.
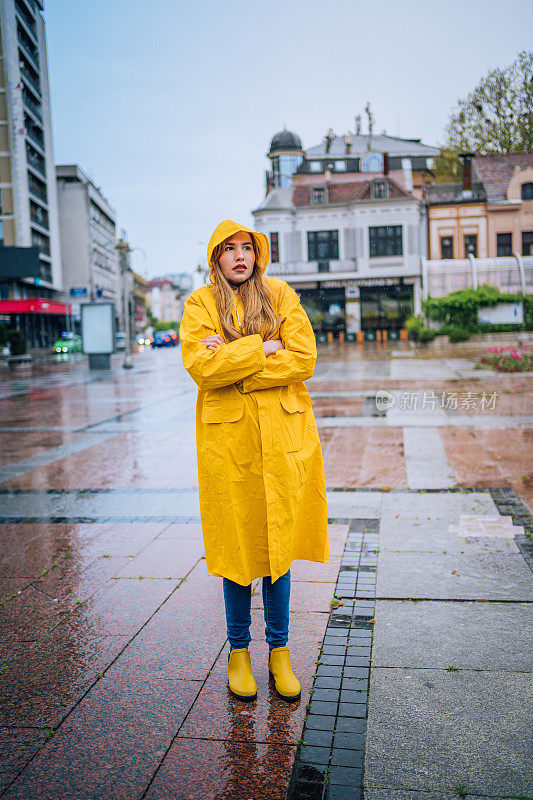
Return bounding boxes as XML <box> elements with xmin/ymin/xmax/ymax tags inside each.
<box><xmin>467</xmin><ymin>253</ymin><xmax>478</xmax><ymax>290</ymax></box>
<box><xmin>512</xmin><ymin>251</ymin><xmax>527</xmax><ymax>295</ymax></box>
<box><xmin>420</xmin><ymin>255</ymin><xmax>428</xmax><ymax>301</ymax></box>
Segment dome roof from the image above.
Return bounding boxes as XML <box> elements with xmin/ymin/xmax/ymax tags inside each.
<box><xmin>268</xmin><ymin>129</ymin><xmax>303</xmax><ymax>154</ymax></box>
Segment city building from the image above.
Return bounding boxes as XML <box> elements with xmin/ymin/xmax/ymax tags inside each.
<box><xmin>253</xmin><ymin>126</ymin><xmax>439</xmax><ymax>338</ymax></box>
<box><xmin>56</xmin><ymin>164</ymin><xmax>120</xmax><ymax>328</ymax></box>
<box><xmin>426</xmin><ymin>152</ymin><xmax>533</xmax><ymax>260</ymax></box>
<box><xmin>0</xmin><ymin>0</ymin><xmax>66</xmax><ymax>348</ymax></box>
<box><xmin>132</xmin><ymin>270</ymin><xmax>148</xmax><ymax>334</ymax></box>
<box><xmin>147</xmin><ymin>273</ymin><xmax>192</xmax><ymax>324</ymax></box>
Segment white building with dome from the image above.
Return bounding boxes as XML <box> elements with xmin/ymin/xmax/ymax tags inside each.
<box><xmin>252</xmin><ymin>126</ymin><xmax>439</xmax><ymax>339</ymax></box>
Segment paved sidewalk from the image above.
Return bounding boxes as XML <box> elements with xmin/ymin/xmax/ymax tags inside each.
<box><xmin>0</xmin><ymin>346</ymin><xmax>531</xmax><ymax>799</ymax></box>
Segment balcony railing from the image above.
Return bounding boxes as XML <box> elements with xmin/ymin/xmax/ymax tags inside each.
<box><xmin>268</xmin><ymin>259</ymin><xmax>357</xmax><ymax>277</ymax></box>
<box><xmin>25</xmin><ymin>121</ymin><xmax>44</xmax><ymax>150</ymax></box>
<box><xmin>20</xmin><ymin>66</ymin><xmax>41</xmax><ymax>98</ymax></box>
<box><xmin>22</xmin><ymin>90</ymin><xmax>42</xmax><ymax>123</ymax></box>
<box><xmin>15</xmin><ymin>0</ymin><xmax>38</xmax><ymax>37</ymax></box>
<box><xmin>17</xmin><ymin>31</ymin><xmax>39</xmax><ymax>69</ymax></box>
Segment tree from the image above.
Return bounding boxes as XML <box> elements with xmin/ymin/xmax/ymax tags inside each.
<box><xmin>445</xmin><ymin>50</ymin><xmax>533</xmax><ymax>155</ymax></box>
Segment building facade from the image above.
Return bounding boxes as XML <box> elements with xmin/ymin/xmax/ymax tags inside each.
<box><xmin>253</xmin><ymin>128</ymin><xmax>438</xmax><ymax>337</ymax></box>
<box><xmin>0</xmin><ymin>0</ymin><xmax>66</xmax><ymax>348</ymax></box>
<box><xmin>147</xmin><ymin>273</ymin><xmax>192</xmax><ymax>324</ymax></box>
<box><xmin>56</xmin><ymin>164</ymin><xmax>120</xmax><ymax>327</ymax></box>
<box><xmin>427</xmin><ymin>152</ymin><xmax>533</xmax><ymax>260</ymax></box>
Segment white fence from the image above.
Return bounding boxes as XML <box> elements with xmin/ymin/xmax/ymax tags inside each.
<box><xmin>422</xmin><ymin>254</ymin><xmax>532</xmax><ymax>298</ymax></box>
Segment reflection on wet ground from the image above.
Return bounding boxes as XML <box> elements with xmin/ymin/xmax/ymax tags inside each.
<box><xmin>0</xmin><ymin>344</ymin><xmax>531</xmax><ymax>797</ymax></box>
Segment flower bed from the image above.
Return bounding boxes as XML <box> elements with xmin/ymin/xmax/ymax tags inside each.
<box><xmin>480</xmin><ymin>345</ymin><xmax>533</xmax><ymax>372</ymax></box>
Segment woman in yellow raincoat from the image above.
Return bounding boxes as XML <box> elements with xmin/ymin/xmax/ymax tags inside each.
<box><xmin>180</xmin><ymin>220</ymin><xmax>329</xmax><ymax>702</ymax></box>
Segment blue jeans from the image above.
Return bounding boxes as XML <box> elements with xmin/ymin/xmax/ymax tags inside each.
<box><xmin>223</xmin><ymin>569</ymin><xmax>290</xmax><ymax>650</ymax></box>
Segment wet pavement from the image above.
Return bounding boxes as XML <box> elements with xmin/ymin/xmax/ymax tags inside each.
<box><xmin>0</xmin><ymin>344</ymin><xmax>532</xmax><ymax>799</ymax></box>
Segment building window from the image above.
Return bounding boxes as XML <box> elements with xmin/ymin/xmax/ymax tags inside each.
<box><xmin>309</xmin><ymin>161</ymin><xmax>322</xmax><ymax>173</ymax></box>
<box><xmin>307</xmin><ymin>230</ymin><xmax>339</xmax><ymax>261</ymax></box>
<box><xmin>270</xmin><ymin>232</ymin><xmax>279</xmax><ymax>263</ymax></box>
<box><xmin>372</xmin><ymin>181</ymin><xmax>388</xmax><ymax>199</ymax></box>
<box><xmin>522</xmin><ymin>231</ymin><xmax>533</xmax><ymax>256</ymax></box>
<box><xmin>464</xmin><ymin>234</ymin><xmax>477</xmax><ymax>257</ymax></box>
<box><xmin>311</xmin><ymin>187</ymin><xmax>327</xmax><ymax>204</ymax></box>
<box><xmin>496</xmin><ymin>233</ymin><xmax>512</xmax><ymax>257</ymax></box>
<box><xmin>521</xmin><ymin>183</ymin><xmax>533</xmax><ymax>200</ymax></box>
<box><xmin>440</xmin><ymin>236</ymin><xmax>453</xmax><ymax>259</ymax></box>
<box><xmin>361</xmin><ymin>152</ymin><xmax>384</xmax><ymax>172</ymax></box>
<box><xmin>369</xmin><ymin>225</ymin><xmax>403</xmax><ymax>257</ymax></box>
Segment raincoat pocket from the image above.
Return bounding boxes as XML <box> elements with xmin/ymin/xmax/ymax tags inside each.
<box><xmin>279</xmin><ymin>385</ymin><xmax>313</xmax><ymax>413</ymax></box>
<box><xmin>200</xmin><ymin>386</ymin><xmax>245</xmax><ymax>423</ymax></box>
<box><xmin>278</xmin><ymin>404</ymin><xmax>307</xmax><ymax>452</ymax></box>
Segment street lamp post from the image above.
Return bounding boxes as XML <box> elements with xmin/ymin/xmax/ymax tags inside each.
<box><xmin>115</xmin><ymin>232</ymin><xmax>133</xmax><ymax>369</ymax></box>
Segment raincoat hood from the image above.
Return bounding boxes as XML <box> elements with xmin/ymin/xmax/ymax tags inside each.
<box><xmin>207</xmin><ymin>220</ymin><xmax>270</xmax><ymax>282</ymax></box>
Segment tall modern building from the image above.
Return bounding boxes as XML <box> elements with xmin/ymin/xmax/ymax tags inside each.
<box><xmin>0</xmin><ymin>0</ymin><xmax>65</xmax><ymax>347</ymax></box>
<box><xmin>56</xmin><ymin>164</ymin><xmax>120</xmax><ymax>328</ymax></box>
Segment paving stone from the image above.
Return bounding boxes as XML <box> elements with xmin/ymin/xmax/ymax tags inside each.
<box><xmin>300</xmin><ymin>745</ymin><xmax>331</xmax><ymax>766</ymax></box>
<box><xmin>376</xmin><ymin>551</ymin><xmax>533</xmax><ymax>600</ymax></box>
<box><xmin>330</xmin><ymin>748</ymin><xmax>364</xmax><ymax>768</ymax></box>
<box><xmin>372</xmin><ymin>600</ymin><xmax>533</xmax><ymax>670</ymax></box>
<box><xmin>338</xmin><ymin>702</ymin><xmax>367</xmax><ymax>717</ymax></box>
<box><xmin>365</xmin><ymin>668</ymin><xmax>532</xmax><ymax>795</ymax></box>
<box><xmin>305</xmin><ymin>714</ymin><xmax>336</xmax><ymax>732</ymax></box>
<box><xmin>314</xmin><ymin>676</ymin><xmax>342</xmax><ymax>690</ymax></box>
<box><xmin>332</xmin><ymin>731</ymin><xmax>365</xmax><ymax>750</ymax></box>
<box><xmin>308</xmin><ymin>701</ymin><xmax>338</xmax><ymax>716</ymax></box>
<box><xmin>302</xmin><ymin>729</ymin><xmax>334</xmax><ymax>748</ymax></box>
<box><xmin>329</xmin><ymin>765</ymin><xmax>363</xmax><ymax>785</ymax></box>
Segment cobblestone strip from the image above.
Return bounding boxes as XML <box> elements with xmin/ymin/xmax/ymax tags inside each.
<box><xmin>286</xmin><ymin>518</ymin><xmax>379</xmax><ymax>800</ymax></box>
<box><xmin>490</xmin><ymin>487</ymin><xmax>533</xmax><ymax>572</ymax></box>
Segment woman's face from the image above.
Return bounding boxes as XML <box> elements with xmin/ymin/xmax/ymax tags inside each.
<box><xmin>218</xmin><ymin>231</ymin><xmax>256</xmax><ymax>286</ymax></box>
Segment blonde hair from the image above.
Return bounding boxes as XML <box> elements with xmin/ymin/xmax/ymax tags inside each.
<box><xmin>210</xmin><ymin>234</ymin><xmax>280</xmax><ymax>342</ymax></box>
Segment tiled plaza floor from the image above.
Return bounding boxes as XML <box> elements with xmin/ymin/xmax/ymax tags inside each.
<box><xmin>0</xmin><ymin>344</ymin><xmax>531</xmax><ymax>799</ymax></box>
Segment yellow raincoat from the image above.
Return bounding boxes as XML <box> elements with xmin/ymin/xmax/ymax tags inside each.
<box><xmin>179</xmin><ymin>220</ymin><xmax>329</xmax><ymax>585</ymax></box>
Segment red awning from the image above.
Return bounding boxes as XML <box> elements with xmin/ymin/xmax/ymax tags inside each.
<box><xmin>0</xmin><ymin>298</ymin><xmax>72</xmax><ymax>315</ymax></box>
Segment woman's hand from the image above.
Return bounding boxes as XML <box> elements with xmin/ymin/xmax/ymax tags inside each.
<box><xmin>263</xmin><ymin>339</ymin><xmax>284</xmax><ymax>357</ymax></box>
<box><xmin>203</xmin><ymin>334</ymin><xmax>225</xmax><ymax>351</ymax></box>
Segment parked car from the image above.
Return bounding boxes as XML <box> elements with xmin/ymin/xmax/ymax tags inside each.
<box><xmin>53</xmin><ymin>332</ymin><xmax>82</xmax><ymax>354</ymax></box>
<box><xmin>151</xmin><ymin>329</ymin><xmax>178</xmax><ymax>348</ymax></box>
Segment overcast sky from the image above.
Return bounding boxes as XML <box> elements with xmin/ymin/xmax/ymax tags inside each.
<box><xmin>45</xmin><ymin>0</ymin><xmax>531</xmax><ymax>279</ymax></box>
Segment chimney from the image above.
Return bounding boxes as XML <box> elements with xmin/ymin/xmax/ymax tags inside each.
<box><xmin>460</xmin><ymin>153</ymin><xmax>474</xmax><ymax>191</ymax></box>
<box><xmin>345</xmin><ymin>132</ymin><xmax>353</xmax><ymax>154</ymax></box>
<box><xmin>325</xmin><ymin>128</ymin><xmax>335</xmax><ymax>153</ymax></box>
<box><xmin>383</xmin><ymin>152</ymin><xmax>389</xmax><ymax>175</ymax></box>
<box><xmin>401</xmin><ymin>158</ymin><xmax>413</xmax><ymax>193</ymax></box>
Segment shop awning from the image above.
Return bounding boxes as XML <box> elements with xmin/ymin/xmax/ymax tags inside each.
<box><xmin>0</xmin><ymin>298</ymin><xmax>72</xmax><ymax>315</ymax></box>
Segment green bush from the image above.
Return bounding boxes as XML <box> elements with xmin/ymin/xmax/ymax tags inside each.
<box><xmin>8</xmin><ymin>329</ymin><xmax>27</xmax><ymax>356</ymax></box>
<box><xmin>404</xmin><ymin>315</ymin><xmax>425</xmax><ymax>334</ymax></box>
<box><xmin>423</xmin><ymin>286</ymin><xmax>532</xmax><ymax>332</ymax></box>
<box><xmin>418</xmin><ymin>328</ymin><xmax>437</xmax><ymax>342</ymax></box>
<box><xmin>446</xmin><ymin>325</ymin><xmax>471</xmax><ymax>342</ymax></box>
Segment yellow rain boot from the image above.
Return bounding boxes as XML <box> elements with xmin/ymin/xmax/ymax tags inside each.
<box><xmin>227</xmin><ymin>648</ymin><xmax>257</xmax><ymax>701</ymax></box>
<box><xmin>268</xmin><ymin>646</ymin><xmax>301</xmax><ymax>701</ymax></box>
